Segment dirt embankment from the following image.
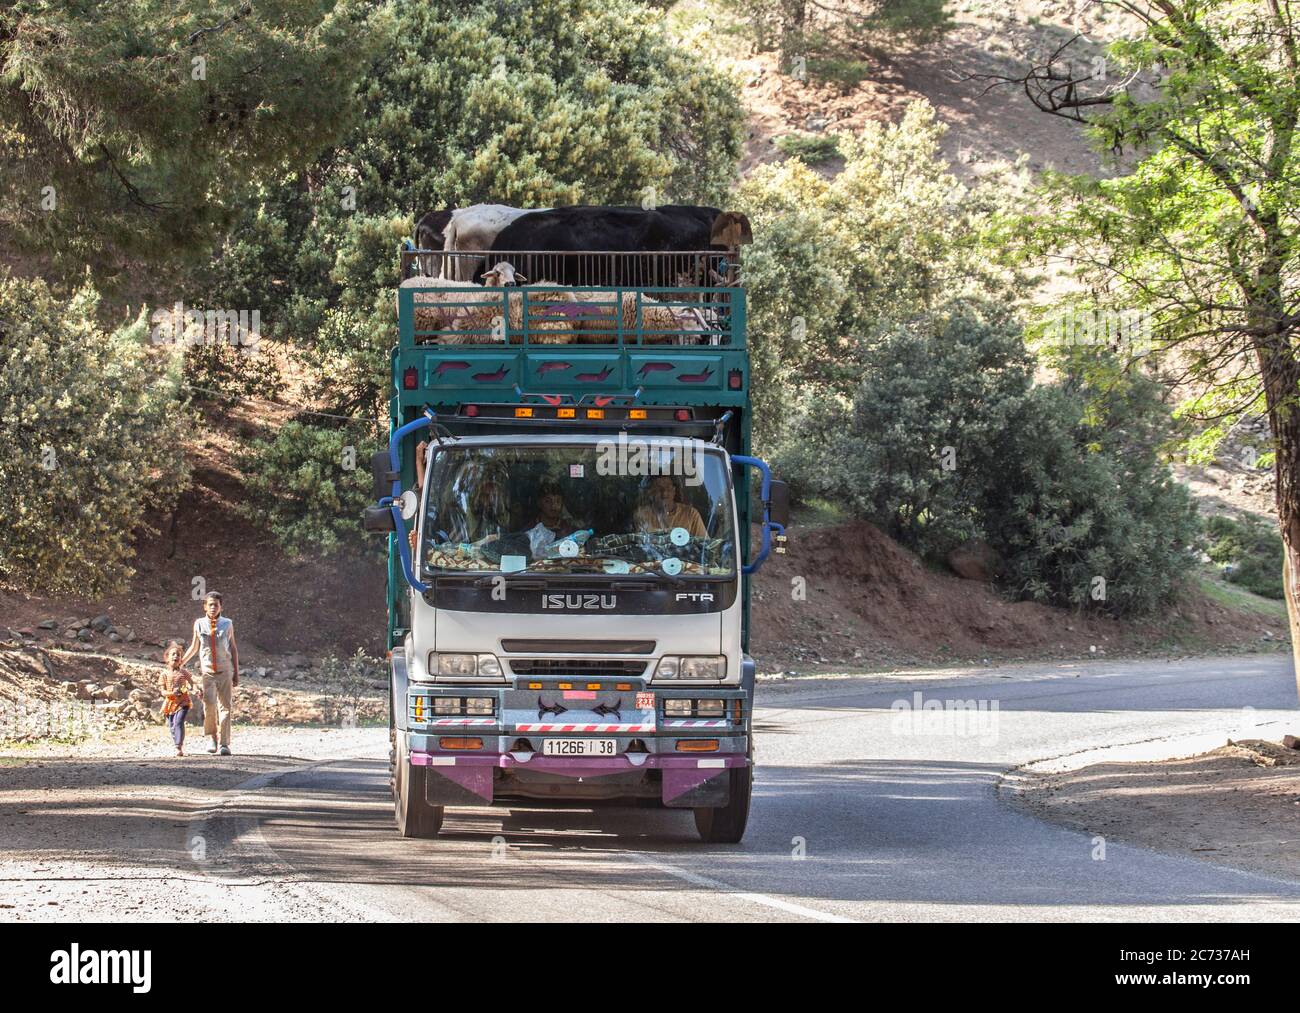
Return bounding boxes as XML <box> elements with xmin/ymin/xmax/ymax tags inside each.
<box><xmin>750</xmin><ymin>520</ymin><xmax>1290</xmax><ymax>671</ymax></box>
<box><xmin>0</xmin><ymin>639</ymin><xmax>385</xmax><ymax>744</ymax></box>
<box><xmin>0</xmin><ymin>397</ymin><xmax>388</xmax><ymax>664</ymax></box>
<box><xmin>1011</xmin><ymin>740</ymin><xmax>1300</xmax><ymax>882</ymax></box>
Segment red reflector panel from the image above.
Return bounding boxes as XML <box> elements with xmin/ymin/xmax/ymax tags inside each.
<box><xmin>403</xmin><ymin>367</ymin><xmax>419</xmax><ymax>390</ymax></box>
<box><xmin>728</xmin><ymin>369</ymin><xmax>743</xmax><ymax>390</ymax></box>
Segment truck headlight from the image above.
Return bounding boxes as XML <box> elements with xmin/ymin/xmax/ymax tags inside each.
<box><xmin>429</xmin><ymin>653</ymin><xmax>505</xmax><ymax>681</ymax></box>
<box><xmin>654</xmin><ymin>656</ymin><xmax>726</xmax><ymax>681</ymax></box>
<box><xmin>433</xmin><ymin>653</ymin><xmax>477</xmax><ymax>677</ymax></box>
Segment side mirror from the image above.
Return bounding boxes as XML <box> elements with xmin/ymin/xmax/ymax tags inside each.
<box><xmin>363</xmin><ymin>505</ymin><xmax>396</xmax><ymax>533</ymax></box>
<box><xmin>768</xmin><ymin>479</ymin><xmax>791</xmax><ymax>528</ymax></box>
<box><xmin>371</xmin><ymin>450</ymin><xmax>398</xmax><ymax>500</ymax></box>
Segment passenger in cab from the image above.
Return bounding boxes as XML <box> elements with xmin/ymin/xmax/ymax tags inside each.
<box><xmin>633</xmin><ymin>475</ymin><xmax>706</xmax><ymax>537</ymax></box>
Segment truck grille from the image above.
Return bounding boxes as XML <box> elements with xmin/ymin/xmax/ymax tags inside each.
<box><xmin>509</xmin><ymin>658</ymin><xmax>649</xmax><ymax>678</ymax></box>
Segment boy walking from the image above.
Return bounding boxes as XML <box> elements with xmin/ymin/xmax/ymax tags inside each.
<box><xmin>181</xmin><ymin>591</ymin><xmax>240</xmax><ymax>755</ymax></box>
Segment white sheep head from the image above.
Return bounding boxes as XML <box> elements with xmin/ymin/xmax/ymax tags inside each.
<box><xmin>482</xmin><ymin>261</ymin><xmax>526</xmax><ymax>287</ymax></box>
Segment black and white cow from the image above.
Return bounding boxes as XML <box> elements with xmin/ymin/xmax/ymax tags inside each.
<box><xmin>480</xmin><ymin>205</ymin><xmax>752</xmax><ymax>287</ymax></box>
<box><xmin>413</xmin><ymin>204</ymin><xmax>546</xmax><ymax>279</ymax></box>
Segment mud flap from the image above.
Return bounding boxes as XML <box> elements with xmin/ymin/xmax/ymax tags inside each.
<box><xmin>662</xmin><ymin>765</ymin><xmax>731</xmax><ymax>808</ymax></box>
<box><xmin>420</xmin><ymin>759</ymin><xmax>495</xmax><ymax>806</ymax></box>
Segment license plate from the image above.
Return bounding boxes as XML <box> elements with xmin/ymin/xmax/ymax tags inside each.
<box><xmin>543</xmin><ymin>738</ymin><xmax>616</xmax><ymax>757</ymax></box>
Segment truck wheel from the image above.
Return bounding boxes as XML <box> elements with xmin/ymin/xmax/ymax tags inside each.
<box><xmin>394</xmin><ymin>735</ymin><xmax>444</xmax><ymax>838</ymax></box>
<box><xmin>693</xmin><ymin>763</ymin><xmax>752</xmax><ymax>844</ymax></box>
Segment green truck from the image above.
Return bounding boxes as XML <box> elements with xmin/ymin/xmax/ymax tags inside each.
<box><xmin>364</xmin><ymin>241</ymin><xmax>787</xmax><ymax>842</ymax></box>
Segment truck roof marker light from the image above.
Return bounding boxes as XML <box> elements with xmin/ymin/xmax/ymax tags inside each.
<box><xmin>586</xmin><ymin>409</ymin><xmax>604</xmax><ymax>420</ymax></box>
<box><xmin>557</xmin><ymin>408</ymin><xmax>576</xmax><ymax>419</ymax></box>
<box><xmin>403</xmin><ymin>367</ymin><xmax>419</xmax><ymax>390</ymax></box>
<box><xmin>616</xmin><ymin>683</ymin><xmax>632</xmax><ymax>691</ymax></box>
<box><xmin>514</xmin><ymin>407</ymin><xmax>534</xmax><ymax>418</ymax></box>
<box><xmin>675</xmin><ymin>409</ymin><xmax>690</xmax><ymax>422</ymax></box>
<box><xmin>629</xmin><ymin>409</ymin><xmax>647</xmax><ymax>420</ymax></box>
<box><xmin>676</xmin><ymin>739</ymin><xmax>719</xmax><ymax>752</ymax></box>
<box><xmin>464</xmin><ymin>404</ymin><xmax>479</xmax><ymax>417</ymax></box>
<box><xmin>558</xmin><ymin>682</ymin><xmax>572</xmax><ymax>690</ymax></box>
<box><xmin>586</xmin><ymin>682</ymin><xmax>601</xmax><ymax>691</ymax></box>
<box><xmin>527</xmin><ymin>682</ymin><xmax>543</xmax><ymax>690</ymax></box>
<box><xmin>439</xmin><ymin>737</ymin><xmax>483</xmax><ymax>750</ymax></box>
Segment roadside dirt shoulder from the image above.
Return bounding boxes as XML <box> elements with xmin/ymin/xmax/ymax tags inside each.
<box><xmin>1010</xmin><ymin>740</ymin><xmax>1300</xmax><ymax>882</ymax></box>
<box><xmin>0</xmin><ymin>724</ymin><xmax>384</xmax><ymax>922</ymax></box>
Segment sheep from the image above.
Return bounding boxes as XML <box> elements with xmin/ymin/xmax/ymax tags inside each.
<box><xmin>453</xmin><ymin>261</ymin><xmax>578</xmax><ymax>345</ymax></box>
<box><xmin>570</xmin><ymin>290</ymin><xmax>709</xmax><ymax>345</ymax></box>
<box><xmin>396</xmin><ymin>275</ymin><xmax>499</xmax><ymax>344</ymax></box>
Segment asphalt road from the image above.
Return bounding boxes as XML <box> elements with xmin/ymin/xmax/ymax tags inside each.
<box><xmin>194</xmin><ymin>655</ymin><xmax>1300</xmax><ymax>922</ymax></box>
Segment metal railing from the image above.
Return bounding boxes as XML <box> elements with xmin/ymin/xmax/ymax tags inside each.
<box><xmin>401</xmin><ymin>248</ymin><xmax>739</xmax><ymax>288</ymax></box>
<box><xmin>396</xmin><ymin>249</ymin><xmax>744</xmax><ymax>347</ymax></box>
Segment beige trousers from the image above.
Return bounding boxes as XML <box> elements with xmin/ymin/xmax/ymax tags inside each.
<box><xmin>202</xmin><ymin>669</ymin><xmax>234</xmax><ymax>746</ymax></box>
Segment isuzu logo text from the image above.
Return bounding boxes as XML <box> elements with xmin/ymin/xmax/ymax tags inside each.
<box><xmin>542</xmin><ymin>593</ymin><xmax>617</xmax><ymax>609</ymax></box>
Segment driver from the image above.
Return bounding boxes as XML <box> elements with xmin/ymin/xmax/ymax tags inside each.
<box><xmin>527</xmin><ymin>483</ymin><xmax>580</xmax><ymax>556</ymax></box>
<box><xmin>633</xmin><ymin>475</ymin><xmax>706</xmax><ymax>537</ymax></box>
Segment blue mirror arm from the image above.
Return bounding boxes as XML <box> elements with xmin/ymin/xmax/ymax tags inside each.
<box><xmin>731</xmin><ymin>454</ymin><xmax>780</xmax><ymax>575</ymax></box>
<box><xmin>386</xmin><ymin>413</ymin><xmax>434</xmax><ymax>593</ymax></box>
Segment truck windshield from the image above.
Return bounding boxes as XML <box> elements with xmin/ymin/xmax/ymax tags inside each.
<box><xmin>420</xmin><ymin>443</ymin><xmax>736</xmax><ymax>578</ymax></box>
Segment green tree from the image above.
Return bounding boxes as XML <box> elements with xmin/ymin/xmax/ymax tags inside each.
<box><xmin>0</xmin><ymin>273</ymin><xmax>190</xmax><ymax>594</ymax></box>
<box><xmin>199</xmin><ymin>0</ymin><xmax>746</xmax><ymax>417</ymax></box>
<box><xmin>984</xmin><ymin>0</ymin><xmax>1300</xmax><ymax>696</ymax></box>
<box><xmin>735</xmin><ymin>101</ymin><xmax>1027</xmax><ymax>447</ymax></box>
<box><xmin>241</xmin><ymin>422</ymin><xmax>379</xmax><ymax>557</ymax></box>
<box><xmin>779</xmin><ymin>314</ymin><xmax>1200</xmax><ymax>615</ymax></box>
<box><xmin>0</xmin><ymin>0</ymin><xmax>378</xmax><ymax>287</ymax></box>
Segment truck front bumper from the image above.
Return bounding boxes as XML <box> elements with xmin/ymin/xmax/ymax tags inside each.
<box><xmin>410</xmin><ymin>749</ymin><xmax>748</xmax><ymax>807</ymax></box>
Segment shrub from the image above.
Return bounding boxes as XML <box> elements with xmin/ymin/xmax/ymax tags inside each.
<box><xmin>778</xmin><ymin>314</ymin><xmax>1201</xmax><ymax>616</ymax></box>
<box><xmin>775</xmin><ymin>133</ymin><xmax>842</xmax><ymax>164</ymax></box>
<box><xmin>0</xmin><ymin>274</ymin><xmax>189</xmax><ymax>594</ymax></box>
<box><xmin>241</xmin><ymin>422</ymin><xmax>379</xmax><ymax>558</ymax></box>
<box><xmin>1203</xmin><ymin>514</ymin><xmax>1284</xmax><ymax>599</ymax></box>
<box><xmin>182</xmin><ymin>341</ymin><xmax>286</xmax><ymax>410</ymax></box>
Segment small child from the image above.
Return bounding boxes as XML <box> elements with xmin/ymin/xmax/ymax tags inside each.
<box><xmin>161</xmin><ymin>641</ymin><xmax>194</xmax><ymax>756</ymax></box>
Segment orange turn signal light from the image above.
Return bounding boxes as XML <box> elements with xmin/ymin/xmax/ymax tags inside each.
<box><xmin>675</xmin><ymin>739</ymin><xmax>719</xmax><ymax>752</ymax></box>
<box><xmin>439</xmin><ymin>737</ymin><xmax>483</xmax><ymax>750</ymax></box>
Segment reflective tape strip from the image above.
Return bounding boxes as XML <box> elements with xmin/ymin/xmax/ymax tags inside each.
<box><xmin>427</xmin><ymin>717</ymin><xmax>497</xmax><ymax>726</ymax></box>
<box><xmin>514</xmin><ymin>723</ymin><xmax>656</xmax><ymax>733</ymax></box>
<box><xmin>697</xmin><ymin>759</ymin><xmax>726</xmax><ymax>768</ymax></box>
<box><xmin>664</xmin><ymin>719</ymin><xmax>730</xmax><ymax>728</ymax></box>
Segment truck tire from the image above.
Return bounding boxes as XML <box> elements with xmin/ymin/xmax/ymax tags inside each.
<box><xmin>394</xmin><ymin>733</ymin><xmax>444</xmax><ymax>838</ymax></box>
<box><xmin>693</xmin><ymin>763</ymin><xmax>752</xmax><ymax>844</ymax></box>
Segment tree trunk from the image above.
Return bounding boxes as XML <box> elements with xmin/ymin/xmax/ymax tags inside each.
<box><xmin>1254</xmin><ymin>334</ymin><xmax>1300</xmax><ymax>703</ymax></box>
<box><xmin>780</xmin><ymin>0</ymin><xmax>807</xmax><ymax>73</ymax></box>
